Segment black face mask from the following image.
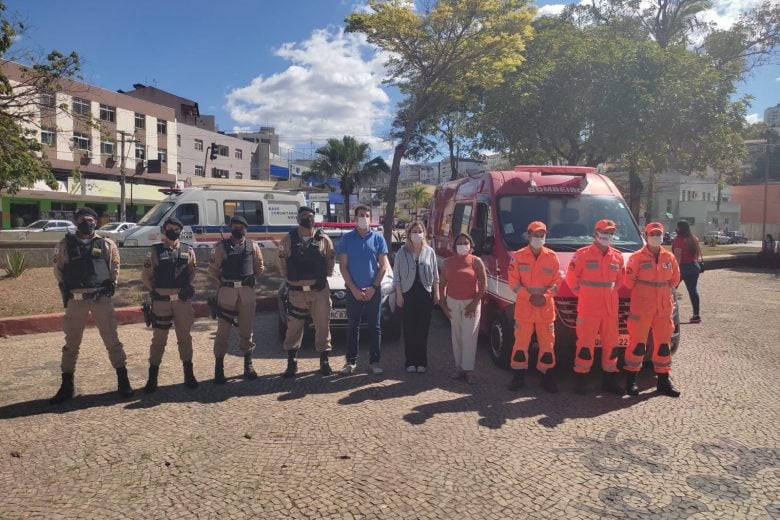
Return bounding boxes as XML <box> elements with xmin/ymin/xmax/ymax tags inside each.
<box><xmin>165</xmin><ymin>229</ymin><xmax>181</xmax><ymax>241</ymax></box>
<box><xmin>77</xmin><ymin>221</ymin><xmax>95</xmax><ymax>235</ymax></box>
<box><xmin>299</xmin><ymin>217</ymin><xmax>314</xmax><ymax>229</ymax></box>
<box><xmin>231</xmin><ymin>229</ymin><xmax>246</xmax><ymax>240</ymax></box>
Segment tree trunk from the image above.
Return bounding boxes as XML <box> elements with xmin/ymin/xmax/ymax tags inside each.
<box><xmin>343</xmin><ymin>189</ymin><xmax>351</xmax><ymax>223</ymax></box>
<box><xmin>448</xmin><ymin>137</ymin><xmax>458</xmax><ymax>181</ymax></box>
<box><xmin>628</xmin><ymin>160</ymin><xmax>643</xmax><ymax>221</ymax></box>
<box><xmin>646</xmin><ymin>170</ymin><xmax>656</xmax><ymax>222</ymax></box>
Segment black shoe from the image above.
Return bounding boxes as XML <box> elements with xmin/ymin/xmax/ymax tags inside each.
<box><xmin>116</xmin><ymin>367</ymin><xmax>134</xmax><ymax>398</ymax></box>
<box><xmin>626</xmin><ymin>371</ymin><xmax>640</xmax><ymax>396</ymax></box>
<box><xmin>283</xmin><ymin>359</ymin><xmax>298</xmax><ymax>378</ymax></box>
<box><xmin>183</xmin><ymin>361</ymin><xmax>198</xmax><ymax>389</ymax></box>
<box><xmin>689</xmin><ymin>315</ymin><xmax>701</xmax><ymax>324</ymax></box>
<box><xmin>602</xmin><ymin>372</ymin><xmax>625</xmax><ymax>396</ymax></box>
<box><xmin>49</xmin><ymin>372</ymin><xmax>74</xmax><ymax>405</ymax></box>
<box><xmin>574</xmin><ymin>373</ymin><xmax>588</xmax><ymax>395</ymax></box>
<box><xmin>508</xmin><ymin>370</ymin><xmax>525</xmax><ymax>391</ymax></box>
<box><xmin>243</xmin><ymin>353</ymin><xmax>258</xmax><ymax>380</ymax></box>
<box><xmin>541</xmin><ymin>371</ymin><xmax>558</xmax><ymax>393</ymax></box>
<box><xmin>144</xmin><ymin>365</ymin><xmax>160</xmax><ymax>394</ymax></box>
<box><xmin>319</xmin><ymin>361</ymin><xmax>333</xmax><ymax>376</ymax></box>
<box><xmin>656</xmin><ymin>373</ymin><xmax>681</xmax><ymax>397</ymax></box>
<box><xmin>214</xmin><ymin>357</ymin><xmax>227</xmax><ymax>385</ymax></box>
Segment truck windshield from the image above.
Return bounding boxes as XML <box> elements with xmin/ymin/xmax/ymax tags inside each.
<box><xmin>137</xmin><ymin>202</ymin><xmax>175</xmax><ymax>226</ymax></box>
<box><xmin>497</xmin><ymin>194</ymin><xmax>642</xmax><ymax>252</ymax></box>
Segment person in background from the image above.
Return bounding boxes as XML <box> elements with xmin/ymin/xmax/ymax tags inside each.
<box><xmin>672</xmin><ymin>220</ymin><xmax>702</xmax><ymax>324</ymax></box>
<box><xmin>393</xmin><ymin>221</ymin><xmax>440</xmax><ymax>373</ymax></box>
<box><xmin>762</xmin><ymin>234</ymin><xmax>776</xmax><ymax>254</ymax></box>
<box><xmin>440</xmin><ymin>233</ymin><xmax>487</xmax><ymax>385</ymax></box>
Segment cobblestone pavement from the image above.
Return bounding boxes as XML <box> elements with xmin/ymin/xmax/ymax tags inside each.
<box><xmin>0</xmin><ymin>268</ymin><xmax>778</xmax><ymax>519</ymax></box>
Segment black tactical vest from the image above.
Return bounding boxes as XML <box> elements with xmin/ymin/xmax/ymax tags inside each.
<box><xmin>220</xmin><ymin>239</ymin><xmax>255</xmax><ymax>279</ymax></box>
<box><xmin>286</xmin><ymin>229</ymin><xmax>327</xmax><ymax>282</ymax></box>
<box><xmin>153</xmin><ymin>243</ymin><xmax>192</xmax><ymax>289</ymax></box>
<box><xmin>63</xmin><ymin>235</ymin><xmax>111</xmax><ymax>289</ymax></box>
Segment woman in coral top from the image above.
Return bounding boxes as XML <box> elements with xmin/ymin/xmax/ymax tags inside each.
<box><xmin>440</xmin><ymin>233</ymin><xmax>487</xmax><ymax>384</ymax></box>
<box><xmin>671</xmin><ymin>220</ymin><xmax>703</xmax><ymax>324</ymax></box>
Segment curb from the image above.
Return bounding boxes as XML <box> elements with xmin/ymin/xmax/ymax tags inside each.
<box><xmin>0</xmin><ymin>296</ymin><xmax>278</xmax><ymax>338</ymax></box>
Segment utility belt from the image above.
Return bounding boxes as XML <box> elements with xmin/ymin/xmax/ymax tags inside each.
<box><xmin>207</xmin><ymin>290</ymin><xmax>240</xmax><ymax>328</ymax></box>
<box><xmin>142</xmin><ymin>301</ymin><xmax>174</xmax><ymax>330</ymax></box>
<box><xmin>287</xmin><ymin>279</ymin><xmax>327</xmax><ymax>292</ymax></box>
<box><xmin>151</xmin><ymin>293</ymin><xmax>185</xmax><ymax>301</ymax></box>
<box><xmin>220</xmin><ymin>277</ymin><xmax>255</xmax><ymax>288</ymax></box>
<box><xmin>70</xmin><ymin>290</ymin><xmax>104</xmax><ymax>301</ymax></box>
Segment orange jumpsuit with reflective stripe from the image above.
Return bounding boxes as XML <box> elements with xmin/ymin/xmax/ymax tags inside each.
<box><xmin>508</xmin><ymin>246</ymin><xmax>562</xmax><ymax>373</ymax></box>
<box><xmin>624</xmin><ymin>246</ymin><xmax>680</xmax><ymax>374</ymax></box>
<box><xmin>565</xmin><ymin>243</ymin><xmax>624</xmax><ymax>374</ymax></box>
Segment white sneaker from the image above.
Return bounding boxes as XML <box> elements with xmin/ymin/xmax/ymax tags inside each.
<box><xmin>416</xmin><ymin>366</ymin><xmax>427</xmax><ymax>373</ymax></box>
<box><xmin>339</xmin><ymin>363</ymin><xmax>356</xmax><ymax>375</ymax></box>
<box><xmin>369</xmin><ymin>363</ymin><xmax>384</xmax><ymax>375</ymax></box>
<box><xmin>406</xmin><ymin>365</ymin><xmax>417</xmax><ymax>373</ymax></box>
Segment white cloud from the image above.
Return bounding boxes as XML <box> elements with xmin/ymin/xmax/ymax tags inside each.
<box><xmin>776</xmin><ymin>76</ymin><xmax>780</xmax><ymax>82</ymax></box>
<box><xmin>536</xmin><ymin>4</ymin><xmax>567</xmax><ymax>17</ymax></box>
<box><xmin>700</xmin><ymin>0</ymin><xmax>765</xmax><ymax>30</ymax></box>
<box><xmin>746</xmin><ymin>113</ymin><xmax>760</xmax><ymax>124</ymax></box>
<box><xmin>226</xmin><ymin>28</ymin><xmax>392</xmax><ymax>153</ymax></box>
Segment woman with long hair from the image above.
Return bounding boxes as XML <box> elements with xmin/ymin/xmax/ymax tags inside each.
<box><xmin>672</xmin><ymin>220</ymin><xmax>702</xmax><ymax>324</ymax></box>
<box><xmin>393</xmin><ymin>221</ymin><xmax>440</xmax><ymax>372</ymax></box>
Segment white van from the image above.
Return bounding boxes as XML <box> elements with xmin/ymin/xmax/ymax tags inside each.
<box><xmin>121</xmin><ymin>182</ymin><xmax>305</xmax><ymax>248</ymax></box>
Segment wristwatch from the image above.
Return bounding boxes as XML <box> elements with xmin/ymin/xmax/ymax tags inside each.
<box><xmin>372</xmin><ymin>283</ymin><xmax>381</xmax><ymax>290</ymax></box>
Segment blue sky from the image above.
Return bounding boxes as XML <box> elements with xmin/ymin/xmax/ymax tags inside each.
<box><xmin>5</xmin><ymin>0</ymin><xmax>778</xmax><ymax>158</ymax></box>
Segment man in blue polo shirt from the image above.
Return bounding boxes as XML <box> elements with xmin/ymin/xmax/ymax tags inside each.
<box><xmin>337</xmin><ymin>205</ymin><xmax>389</xmax><ymax>375</ymax></box>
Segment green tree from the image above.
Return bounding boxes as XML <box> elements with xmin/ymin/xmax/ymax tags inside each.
<box><xmin>0</xmin><ymin>1</ymin><xmax>80</xmax><ymax>195</ymax></box>
<box><xmin>305</xmin><ymin>136</ymin><xmax>389</xmax><ymax>220</ymax></box>
<box><xmin>406</xmin><ymin>183</ymin><xmax>431</xmax><ymax>219</ymax></box>
<box><xmin>346</xmin><ymin>0</ymin><xmax>534</xmax><ymax>246</ymax></box>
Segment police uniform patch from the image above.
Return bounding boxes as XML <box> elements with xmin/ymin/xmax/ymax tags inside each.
<box><xmin>91</xmin><ymin>247</ymin><xmax>102</xmax><ymax>257</ymax></box>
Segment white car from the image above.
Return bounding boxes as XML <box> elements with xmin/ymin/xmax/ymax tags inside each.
<box><xmin>0</xmin><ymin>219</ymin><xmax>76</xmax><ymax>242</ymax></box>
<box><xmin>97</xmin><ymin>222</ymin><xmax>137</xmax><ymax>241</ymax></box>
<box><xmin>703</xmin><ymin>232</ymin><xmax>730</xmax><ymax>245</ymax></box>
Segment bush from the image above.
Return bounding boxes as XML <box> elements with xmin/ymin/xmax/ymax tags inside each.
<box><xmin>2</xmin><ymin>250</ymin><xmax>28</xmax><ymax>278</ymax></box>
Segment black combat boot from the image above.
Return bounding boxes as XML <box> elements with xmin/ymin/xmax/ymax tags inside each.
<box><xmin>144</xmin><ymin>365</ymin><xmax>160</xmax><ymax>394</ymax></box>
<box><xmin>49</xmin><ymin>372</ymin><xmax>74</xmax><ymax>405</ymax></box>
<box><xmin>243</xmin><ymin>353</ymin><xmax>258</xmax><ymax>380</ymax></box>
<box><xmin>183</xmin><ymin>361</ymin><xmax>198</xmax><ymax>389</ymax></box>
<box><xmin>319</xmin><ymin>352</ymin><xmax>332</xmax><ymax>376</ymax></box>
<box><xmin>283</xmin><ymin>350</ymin><xmax>298</xmax><ymax>378</ymax></box>
<box><xmin>116</xmin><ymin>367</ymin><xmax>134</xmax><ymax>398</ymax></box>
<box><xmin>626</xmin><ymin>371</ymin><xmax>640</xmax><ymax>396</ymax></box>
<box><xmin>601</xmin><ymin>371</ymin><xmax>624</xmax><ymax>396</ymax></box>
<box><xmin>508</xmin><ymin>370</ymin><xmax>525</xmax><ymax>391</ymax></box>
<box><xmin>656</xmin><ymin>373</ymin><xmax>681</xmax><ymax>397</ymax></box>
<box><xmin>574</xmin><ymin>373</ymin><xmax>588</xmax><ymax>395</ymax></box>
<box><xmin>214</xmin><ymin>357</ymin><xmax>227</xmax><ymax>385</ymax></box>
<box><xmin>541</xmin><ymin>371</ymin><xmax>558</xmax><ymax>393</ymax></box>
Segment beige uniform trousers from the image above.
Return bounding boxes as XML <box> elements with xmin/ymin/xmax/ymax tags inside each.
<box><xmin>214</xmin><ymin>285</ymin><xmax>256</xmax><ymax>357</ymax></box>
<box><xmin>149</xmin><ymin>288</ymin><xmax>194</xmax><ymax>365</ymax></box>
<box><xmin>283</xmin><ymin>286</ymin><xmax>332</xmax><ymax>352</ymax></box>
<box><xmin>61</xmin><ymin>295</ymin><xmax>127</xmax><ymax>373</ymax></box>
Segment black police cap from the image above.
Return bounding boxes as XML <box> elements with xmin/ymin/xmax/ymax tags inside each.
<box><xmin>163</xmin><ymin>217</ymin><xmax>184</xmax><ymax>229</ymax></box>
<box><xmin>298</xmin><ymin>206</ymin><xmax>315</xmax><ymax>216</ymax></box>
<box><xmin>230</xmin><ymin>215</ymin><xmax>249</xmax><ymax>227</ymax></box>
<box><xmin>74</xmin><ymin>207</ymin><xmax>98</xmax><ymax>220</ymax></box>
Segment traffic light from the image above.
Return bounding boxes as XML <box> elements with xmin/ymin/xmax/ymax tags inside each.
<box><xmin>210</xmin><ymin>143</ymin><xmax>218</xmax><ymax>160</ymax></box>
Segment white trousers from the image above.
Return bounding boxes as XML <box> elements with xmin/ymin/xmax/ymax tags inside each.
<box><xmin>448</xmin><ymin>296</ymin><xmax>480</xmax><ymax>371</ymax></box>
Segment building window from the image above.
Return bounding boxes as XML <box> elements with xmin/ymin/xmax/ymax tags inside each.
<box><xmin>100</xmin><ymin>141</ymin><xmax>115</xmax><ymax>155</ymax></box>
<box><xmin>235</xmin><ymin>149</ymin><xmax>243</xmax><ymax>160</ymax></box>
<box><xmin>157</xmin><ymin>119</ymin><xmax>167</xmax><ymax>135</ymax></box>
<box><xmin>72</xmin><ymin>98</ymin><xmax>90</xmax><ymax>117</ymax></box>
<box><xmin>135</xmin><ymin>143</ymin><xmax>146</xmax><ymax>160</ymax></box>
<box><xmin>212</xmin><ymin>167</ymin><xmax>229</xmax><ymax>179</ymax></box>
<box><xmin>135</xmin><ymin>113</ymin><xmax>145</xmax><ymax>129</ymax></box>
<box><xmin>40</xmin><ymin>128</ymin><xmax>56</xmax><ymax>147</ymax></box>
<box><xmin>235</xmin><ymin>172</ymin><xmax>243</xmax><ymax>179</ymax></box>
<box><xmin>158</xmin><ymin>148</ymin><xmax>167</xmax><ymax>163</ymax></box>
<box><xmin>40</xmin><ymin>91</ymin><xmax>56</xmax><ymax>108</ymax></box>
<box><xmin>177</xmin><ymin>162</ymin><xmax>182</xmax><ymax>175</ymax></box>
<box><xmin>261</xmin><ymin>138</ymin><xmax>271</xmax><ymax>144</ymax></box>
<box><xmin>194</xmin><ymin>139</ymin><xmax>203</xmax><ymax>151</ymax></box>
<box><xmin>177</xmin><ymin>134</ymin><xmax>181</xmax><ymax>147</ymax></box>
<box><xmin>194</xmin><ymin>165</ymin><xmax>205</xmax><ymax>177</ymax></box>
<box><xmin>72</xmin><ymin>132</ymin><xmax>90</xmax><ymax>150</ymax></box>
<box><xmin>99</xmin><ymin>104</ymin><xmax>116</xmax><ymax>123</ymax></box>
<box><xmin>218</xmin><ymin>145</ymin><xmax>229</xmax><ymax>157</ymax></box>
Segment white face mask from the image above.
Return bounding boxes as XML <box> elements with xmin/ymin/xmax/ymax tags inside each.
<box><xmin>357</xmin><ymin>216</ymin><xmax>370</xmax><ymax>230</ymax></box>
<box><xmin>410</xmin><ymin>232</ymin><xmax>424</xmax><ymax>243</ymax></box>
<box><xmin>530</xmin><ymin>236</ymin><xmax>546</xmax><ymax>249</ymax></box>
<box><xmin>647</xmin><ymin>235</ymin><xmax>663</xmax><ymax>247</ymax></box>
<box><xmin>456</xmin><ymin>244</ymin><xmax>470</xmax><ymax>256</ymax></box>
<box><xmin>595</xmin><ymin>232</ymin><xmax>614</xmax><ymax>247</ymax></box>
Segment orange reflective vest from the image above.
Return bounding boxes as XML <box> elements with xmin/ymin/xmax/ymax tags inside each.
<box><xmin>565</xmin><ymin>243</ymin><xmax>624</xmax><ymax>317</ymax></box>
<box><xmin>509</xmin><ymin>245</ymin><xmax>562</xmax><ymax>323</ymax></box>
<box><xmin>624</xmin><ymin>246</ymin><xmax>680</xmax><ymax>318</ymax></box>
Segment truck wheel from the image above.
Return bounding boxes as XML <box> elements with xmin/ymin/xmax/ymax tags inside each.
<box><xmin>489</xmin><ymin>315</ymin><xmax>513</xmax><ymax>370</ymax></box>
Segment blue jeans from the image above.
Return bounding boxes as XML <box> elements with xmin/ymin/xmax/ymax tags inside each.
<box><xmin>679</xmin><ymin>262</ymin><xmax>701</xmax><ymax>316</ymax></box>
<box><xmin>345</xmin><ymin>290</ymin><xmax>382</xmax><ymax>365</ymax></box>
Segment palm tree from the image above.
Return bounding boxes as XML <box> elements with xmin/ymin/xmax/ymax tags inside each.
<box><xmin>305</xmin><ymin>136</ymin><xmax>389</xmax><ymax>220</ymax></box>
<box><xmin>646</xmin><ymin>0</ymin><xmax>712</xmax><ymax>49</ymax></box>
<box><xmin>407</xmin><ymin>183</ymin><xmax>431</xmax><ymax>220</ymax></box>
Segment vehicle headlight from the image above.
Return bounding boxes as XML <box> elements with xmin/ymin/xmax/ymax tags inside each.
<box><xmin>124</xmin><ymin>239</ymin><xmax>138</xmax><ymax>247</ymax></box>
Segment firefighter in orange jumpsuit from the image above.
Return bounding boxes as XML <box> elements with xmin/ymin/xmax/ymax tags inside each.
<box><xmin>624</xmin><ymin>222</ymin><xmax>681</xmax><ymax>397</ymax></box>
<box><xmin>565</xmin><ymin>219</ymin><xmax>625</xmax><ymax>395</ymax></box>
<box><xmin>508</xmin><ymin>221</ymin><xmax>563</xmax><ymax>393</ymax></box>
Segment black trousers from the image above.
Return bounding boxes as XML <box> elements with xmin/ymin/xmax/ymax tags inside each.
<box><xmin>402</xmin><ymin>282</ymin><xmax>434</xmax><ymax>367</ymax></box>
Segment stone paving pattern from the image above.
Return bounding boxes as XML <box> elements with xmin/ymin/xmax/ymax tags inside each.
<box><xmin>0</xmin><ymin>268</ymin><xmax>778</xmax><ymax>519</ymax></box>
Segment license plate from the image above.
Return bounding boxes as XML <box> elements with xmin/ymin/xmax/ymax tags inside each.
<box><xmin>594</xmin><ymin>335</ymin><xmax>630</xmax><ymax>347</ymax></box>
<box><xmin>330</xmin><ymin>309</ymin><xmax>348</xmax><ymax>320</ymax></box>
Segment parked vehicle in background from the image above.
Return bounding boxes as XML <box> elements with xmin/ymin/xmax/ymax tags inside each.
<box><xmin>725</xmin><ymin>231</ymin><xmax>749</xmax><ymax>244</ymax></box>
<box><xmin>0</xmin><ymin>219</ymin><xmax>75</xmax><ymax>242</ymax></box>
<box><xmin>662</xmin><ymin>231</ymin><xmax>672</xmax><ymax>245</ymax></box>
<box><xmin>704</xmin><ymin>231</ymin><xmax>730</xmax><ymax>245</ymax></box>
<box><xmin>97</xmin><ymin>222</ymin><xmax>137</xmax><ymax>242</ymax></box>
